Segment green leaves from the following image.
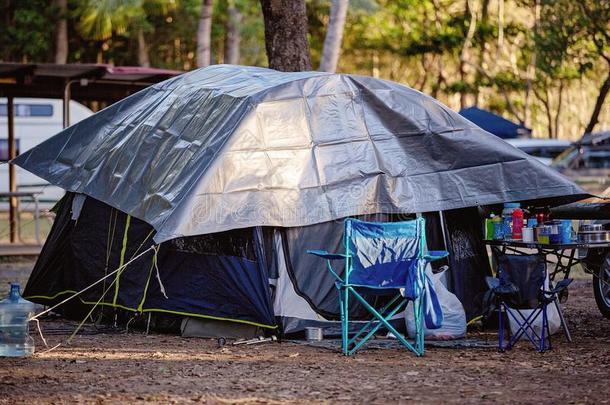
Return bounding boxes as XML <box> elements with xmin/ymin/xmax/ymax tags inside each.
<box><xmin>536</xmin><ymin>0</ymin><xmax>610</xmax><ymax>78</ymax></box>
<box><xmin>76</xmin><ymin>0</ymin><xmax>145</xmax><ymax>41</ymax></box>
<box><xmin>0</xmin><ymin>0</ymin><xmax>54</xmax><ymax>62</ymax></box>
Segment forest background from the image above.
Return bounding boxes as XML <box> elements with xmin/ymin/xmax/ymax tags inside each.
<box><xmin>1</xmin><ymin>0</ymin><xmax>608</xmax><ymax>140</ymax></box>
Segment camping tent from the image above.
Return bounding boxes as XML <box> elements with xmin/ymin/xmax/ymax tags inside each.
<box><xmin>459</xmin><ymin>106</ymin><xmax>531</xmax><ymax>139</ymax></box>
<box><xmin>15</xmin><ymin>65</ymin><xmax>584</xmax><ymax>334</ymax></box>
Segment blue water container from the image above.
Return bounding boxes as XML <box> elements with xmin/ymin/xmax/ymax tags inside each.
<box><xmin>0</xmin><ymin>284</ymin><xmax>35</xmax><ymax>357</ymax></box>
<box><xmin>560</xmin><ymin>220</ymin><xmax>574</xmax><ymax>243</ymax></box>
<box><xmin>502</xmin><ymin>203</ymin><xmax>520</xmax><ymax>240</ymax></box>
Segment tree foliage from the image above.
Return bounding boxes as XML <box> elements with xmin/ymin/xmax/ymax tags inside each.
<box><xmin>0</xmin><ymin>0</ymin><xmax>607</xmax><ymax>136</ymax></box>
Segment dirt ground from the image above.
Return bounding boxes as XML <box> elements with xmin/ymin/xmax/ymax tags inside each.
<box><xmin>0</xmin><ymin>260</ymin><xmax>609</xmax><ymax>404</ymax></box>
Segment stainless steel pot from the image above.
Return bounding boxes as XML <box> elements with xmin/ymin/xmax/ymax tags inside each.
<box><xmin>579</xmin><ymin>224</ymin><xmax>603</xmax><ymax>232</ymax></box>
<box><xmin>577</xmin><ymin>231</ymin><xmax>610</xmax><ymax>243</ymax></box>
<box><xmin>305</xmin><ymin>327</ymin><xmax>323</xmax><ymax>342</ymax></box>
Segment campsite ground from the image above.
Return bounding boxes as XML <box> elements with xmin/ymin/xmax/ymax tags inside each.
<box><xmin>0</xmin><ymin>259</ymin><xmax>609</xmax><ymax>404</ymax></box>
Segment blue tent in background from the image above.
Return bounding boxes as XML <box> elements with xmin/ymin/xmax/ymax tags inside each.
<box><xmin>459</xmin><ymin>106</ymin><xmax>531</xmax><ymax>139</ymax></box>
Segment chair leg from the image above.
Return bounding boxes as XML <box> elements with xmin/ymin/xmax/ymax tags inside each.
<box><xmin>545</xmin><ymin>303</ymin><xmax>552</xmax><ymax>351</ymax></box>
<box><xmin>414</xmin><ymin>296</ymin><xmax>424</xmax><ymax>356</ymax></box>
<box><xmin>411</xmin><ymin>299</ymin><xmax>419</xmax><ymax>355</ymax></box>
<box><xmin>337</xmin><ymin>287</ymin><xmax>346</xmax><ymax>355</ymax></box>
<box><xmin>347</xmin><ymin>289</ymin><xmax>419</xmax><ymax>355</ymax></box>
<box><xmin>348</xmin><ymin>294</ymin><xmax>402</xmax><ymax>346</ymax></box>
<box><xmin>553</xmin><ymin>298</ymin><xmax>572</xmax><ymax>343</ymax></box>
<box><xmin>343</xmin><ymin>287</ymin><xmax>349</xmax><ymax>355</ymax></box>
<box><xmin>347</xmin><ymin>299</ymin><xmax>407</xmax><ymax>355</ymax></box>
<box><xmin>341</xmin><ymin>288</ymin><xmax>349</xmax><ymax>356</ymax></box>
<box><xmin>506</xmin><ymin>307</ymin><xmax>544</xmax><ymax>350</ymax></box>
<box><xmin>498</xmin><ymin>302</ymin><xmax>505</xmax><ymax>352</ymax></box>
<box><xmin>540</xmin><ymin>302</ymin><xmax>547</xmax><ymax>353</ymax></box>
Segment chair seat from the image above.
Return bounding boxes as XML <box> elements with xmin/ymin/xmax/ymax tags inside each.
<box><xmin>337</xmin><ymin>281</ymin><xmax>403</xmax><ymax>296</ymax></box>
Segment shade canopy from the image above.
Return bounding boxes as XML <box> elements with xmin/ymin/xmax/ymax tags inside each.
<box><xmin>14</xmin><ymin>65</ymin><xmax>584</xmax><ymax>242</ymax></box>
<box><xmin>0</xmin><ymin>63</ymin><xmax>181</xmax><ymax>103</ymax></box>
<box><xmin>459</xmin><ymin>106</ymin><xmax>531</xmax><ymax>139</ymax></box>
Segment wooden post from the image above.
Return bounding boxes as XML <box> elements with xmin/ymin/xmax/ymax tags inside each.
<box><xmin>63</xmin><ymin>80</ymin><xmax>71</xmax><ymax>129</ymax></box>
<box><xmin>7</xmin><ymin>96</ymin><xmax>17</xmax><ymax>243</ymax></box>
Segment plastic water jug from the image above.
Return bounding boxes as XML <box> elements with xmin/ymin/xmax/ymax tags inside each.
<box><xmin>0</xmin><ymin>284</ymin><xmax>35</xmax><ymax>357</ymax></box>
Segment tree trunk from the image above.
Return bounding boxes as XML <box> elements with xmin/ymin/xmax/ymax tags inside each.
<box><xmin>497</xmin><ymin>0</ymin><xmax>504</xmax><ymax>54</ymax></box>
<box><xmin>372</xmin><ymin>51</ymin><xmax>379</xmax><ymax>78</ymax></box>
<box><xmin>224</xmin><ymin>2</ymin><xmax>241</xmax><ymax>64</ymax></box>
<box><xmin>474</xmin><ymin>0</ymin><xmax>489</xmax><ymax>105</ymax></box>
<box><xmin>416</xmin><ymin>54</ymin><xmax>429</xmax><ymax>92</ymax></box>
<box><xmin>546</xmin><ymin>87</ymin><xmax>554</xmax><ymax>138</ymax></box>
<box><xmin>432</xmin><ymin>55</ymin><xmax>446</xmax><ymax>99</ymax></box>
<box><xmin>554</xmin><ymin>80</ymin><xmax>564</xmax><ymax>139</ymax></box>
<box><xmin>196</xmin><ymin>0</ymin><xmax>213</xmax><ymax>68</ymax></box>
<box><xmin>459</xmin><ymin>0</ymin><xmax>476</xmax><ymax>108</ymax></box>
<box><xmin>319</xmin><ymin>0</ymin><xmax>348</xmax><ymax>73</ymax></box>
<box><xmin>534</xmin><ymin>85</ymin><xmax>553</xmax><ymax>138</ymax></box>
<box><xmin>523</xmin><ymin>0</ymin><xmax>540</xmax><ymax>128</ymax></box>
<box><xmin>431</xmin><ymin>0</ymin><xmax>446</xmax><ymax>101</ymax></box>
<box><xmin>54</xmin><ymin>0</ymin><xmax>68</xmax><ymax>64</ymax></box>
<box><xmin>584</xmin><ymin>70</ymin><xmax>610</xmax><ymax>134</ymax></box>
<box><xmin>97</xmin><ymin>44</ymin><xmax>104</xmax><ymax>64</ymax></box>
<box><xmin>259</xmin><ymin>0</ymin><xmax>312</xmax><ymax>72</ymax></box>
<box><xmin>137</xmin><ymin>28</ymin><xmax>151</xmax><ymax>67</ymax></box>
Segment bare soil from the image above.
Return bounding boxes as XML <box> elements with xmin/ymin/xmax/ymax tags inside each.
<box><xmin>0</xmin><ymin>263</ymin><xmax>609</xmax><ymax>404</ymax></box>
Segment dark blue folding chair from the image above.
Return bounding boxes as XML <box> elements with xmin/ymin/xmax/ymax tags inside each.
<box><xmin>487</xmin><ymin>254</ymin><xmax>572</xmax><ymax>353</ymax></box>
<box><xmin>307</xmin><ymin>217</ymin><xmax>448</xmax><ymax>356</ymax></box>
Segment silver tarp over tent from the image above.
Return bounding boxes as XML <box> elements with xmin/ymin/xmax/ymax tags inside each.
<box><xmin>13</xmin><ymin>65</ymin><xmax>585</xmax><ymax>242</ymax></box>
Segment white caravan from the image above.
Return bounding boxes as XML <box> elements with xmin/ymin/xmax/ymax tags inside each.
<box><xmin>0</xmin><ymin>98</ymin><xmax>93</xmax><ymax>207</ymax></box>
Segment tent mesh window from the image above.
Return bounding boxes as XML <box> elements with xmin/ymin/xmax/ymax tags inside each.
<box><xmin>169</xmin><ymin>229</ymin><xmax>256</xmax><ymax>260</ymax></box>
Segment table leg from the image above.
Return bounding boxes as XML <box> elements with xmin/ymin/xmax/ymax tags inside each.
<box><xmin>543</xmin><ymin>253</ymin><xmax>573</xmax><ymax>343</ymax></box>
<box><xmin>563</xmin><ymin>249</ymin><xmax>576</xmax><ymax>280</ymax></box>
<box><xmin>548</xmin><ymin>249</ymin><xmax>576</xmax><ymax>281</ymax></box>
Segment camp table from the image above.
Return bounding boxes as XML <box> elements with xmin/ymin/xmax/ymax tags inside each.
<box><xmin>485</xmin><ymin>239</ymin><xmax>610</xmax><ymax>281</ymax></box>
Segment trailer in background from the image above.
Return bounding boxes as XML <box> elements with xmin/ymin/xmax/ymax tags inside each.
<box><xmin>0</xmin><ymin>98</ymin><xmax>93</xmax><ymax>206</ymax></box>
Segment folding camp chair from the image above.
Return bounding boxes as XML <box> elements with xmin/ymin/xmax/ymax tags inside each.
<box><xmin>307</xmin><ymin>217</ymin><xmax>448</xmax><ymax>356</ymax></box>
<box><xmin>486</xmin><ymin>253</ymin><xmax>572</xmax><ymax>353</ymax></box>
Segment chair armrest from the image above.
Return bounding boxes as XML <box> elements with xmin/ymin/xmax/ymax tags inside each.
<box><xmin>546</xmin><ymin>278</ymin><xmax>573</xmax><ymax>295</ymax></box>
<box><xmin>306</xmin><ymin>250</ymin><xmax>348</xmax><ymax>260</ymax></box>
<box><xmin>306</xmin><ymin>250</ymin><xmax>347</xmax><ymax>283</ymax></box>
<box><xmin>486</xmin><ymin>276</ymin><xmax>500</xmax><ymax>290</ymax></box>
<box><xmin>424</xmin><ymin>250</ymin><xmax>449</xmax><ymax>261</ymax></box>
<box><xmin>486</xmin><ymin>276</ymin><xmax>519</xmax><ymax>296</ymax></box>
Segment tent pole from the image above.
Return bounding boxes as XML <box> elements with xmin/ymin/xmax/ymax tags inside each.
<box><xmin>7</xmin><ymin>96</ymin><xmax>17</xmax><ymax>244</ymax></box>
<box><xmin>438</xmin><ymin>210</ymin><xmax>449</xmax><ymax>252</ymax></box>
<box><xmin>438</xmin><ymin>210</ymin><xmax>453</xmax><ymax>290</ymax></box>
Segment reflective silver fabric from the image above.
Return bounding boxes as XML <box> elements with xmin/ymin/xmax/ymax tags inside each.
<box><xmin>13</xmin><ymin>65</ymin><xmax>584</xmax><ymax>242</ymax></box>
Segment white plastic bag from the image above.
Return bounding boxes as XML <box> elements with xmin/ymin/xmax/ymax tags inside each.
<box><xmin>506</xmin><ymin>273</ymin><xmax>562</xmax><ymax>338</ymax></box>
<box><xmin>506</xmin><ymin>306</ymin><xmax>561</xmax><ymax>339</ymax></box>
<box><xmin>405</xmin><ymin>266</ymin><xmax>467</xmax><ymax>340</ymax></box>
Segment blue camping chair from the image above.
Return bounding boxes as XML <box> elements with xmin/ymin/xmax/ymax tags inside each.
<box><xmin>307</xmin><ymin>217</ymin><xmax>448</xmax><ymax>356</ymax></box>
<box><xmin>486</xmin><ymin>253</ymin><xmax>572</xmax><ymax>353</ymax></box>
